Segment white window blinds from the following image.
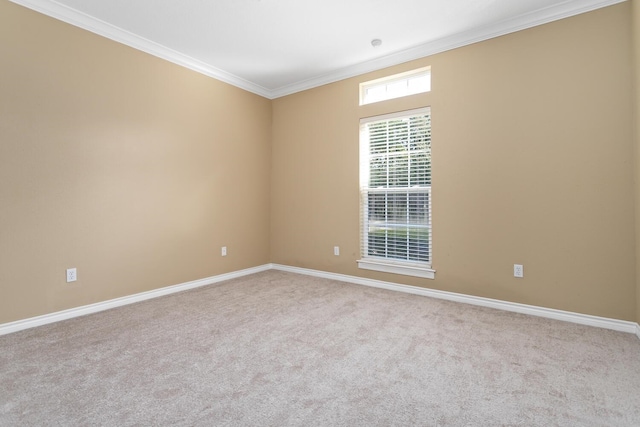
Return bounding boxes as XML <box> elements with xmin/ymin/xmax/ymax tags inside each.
<box><xmin>359</xmin><ymin>108</ymin><xmax>432</xmax><ymax>270</ymax></box>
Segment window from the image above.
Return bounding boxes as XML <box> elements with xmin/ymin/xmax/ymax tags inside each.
<box><xmin>359</xmin><ymin>67</ymin><xmax>431</xmax><ymax>105</ymax></box>
<box><xmin>358</xmin><ymin>107</ymin><xmax>434</xmax><ymax>279</ymax></box>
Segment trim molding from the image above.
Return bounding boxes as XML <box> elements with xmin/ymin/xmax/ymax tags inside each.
<box><xmin>271</xmin><ymin>0</ymin><xmax>627</xmax><ymax>98</ymax></box>
<box><xmin>2</xmin><ymin>263</ymin><xmax>638</xmax><ymax>340</ymax></box>
<box><xmin>271</xmin><ymin>264</ymin><xmax>640</xmax><ymax>337</ymax></box>
<box><xmin>9</xmin><ymin>0</ymin><xmax>626</xmax><ymax>99</ymax></box>
<box><xmin>357</xmin><ymin>259</ymin><xmax>435</xmax><ymax>280</ymax></box>
<box><xmin>0</xmin><ymin>264</ymin><xmax>270</xmax><ymax>336</ymax></box>
<box><xmin>7</xmin><ymin>0</ymin><xmax>272</xmax><ymax>98</ymax></box>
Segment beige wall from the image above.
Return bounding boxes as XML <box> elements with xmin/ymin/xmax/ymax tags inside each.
<box><xmin>272</xmin><ymin>3</ymin><xmax>637</xmax><ymax>321</ymax></box>
<box><xmin>0</xmin><ymin>1</ymin><xmax>272</xmax><ymax>323</ymax></box>
<box><xmin>2</xmin><ymin>1</ymin><xmax>638</xmax><ymax>325</ymax></box>
<box><xmin>633</xmin><ymin>0</ymin><xmax>640</xmax><ymax>323</ymax></box>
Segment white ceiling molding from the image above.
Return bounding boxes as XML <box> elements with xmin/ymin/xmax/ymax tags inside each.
<box><xmin>8</xmin><ymin>0</ymin><xmax>273</xmax><ymax>98</ymax></box>
<box><xmin>269</xmin><ymin>0</ymin><xmax>626</xmax><ymax>98</ymax></box>
<box><xmin>9</xmin><ymin>0</ymin><xmax>626</xmax><ymax>100</ymax></box>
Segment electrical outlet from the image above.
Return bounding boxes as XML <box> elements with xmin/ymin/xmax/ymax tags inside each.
<box><xmin>221</xmin><ymin>246</ymin><xmax>227</xmax><ymax>257</ymax></box>
<box><xmin>334</xmin><ymin>246</ymin><xmax>340</xmax><ymax>256</ymax></box>
<box><xmin>66</xmin><ymin>268</ymin><xmax>77</xmax><ymax>283</ymax></box>
<box><xmin>514</xmin><ymin>264</ymin><xmax>524</xmax><ymax>278</ymax></box>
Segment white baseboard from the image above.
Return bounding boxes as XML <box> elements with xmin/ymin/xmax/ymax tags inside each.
<box><xmin>0</xmin><ymin>264</ymin><xmax>271</xmax><ymax>336</ymax></box>
<box><xmin>271</xmin><ymin>264</ymin><xmax>640</xmax><ymax>337</ymax></box>
<box><xmin>2</xmin><ymin>262</ymin><xmax>639</xmax><ymax>340</ymax></box>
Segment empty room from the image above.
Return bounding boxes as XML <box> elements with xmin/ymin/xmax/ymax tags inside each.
<box><xmin>1</xmin><ymin>0</ymin><xmax>640</xmax><ymax>425</ymax></box>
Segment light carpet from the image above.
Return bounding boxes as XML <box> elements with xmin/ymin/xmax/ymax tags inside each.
<box><xmin>1</xmin><ymin>270</ymin><xmax>639</xmax><ymax>426</ymax></box>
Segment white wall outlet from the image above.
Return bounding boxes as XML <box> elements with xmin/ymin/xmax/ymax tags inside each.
<box><xmin>514</xmin><ymin>264</ymin><xmax>524</xmax><ymax>278</ymax></box>
<box><xmin>66</xmin><ymin>268</ymin><xmax>77</xmax><ymax>283</ymax></box>
<box><xmin>334</xmin><ymin>246</ymin><xmax>340</xmax><ymax>256</ymax></box>
<box><xmin>221</xmin><ymin>246</ymin><xmax>227</xmax><ymax>257</ymax></box>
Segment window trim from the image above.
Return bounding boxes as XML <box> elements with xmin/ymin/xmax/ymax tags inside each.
<box><xmin>358</xmin><ymin>107</ymin><xmax>435</xmax><ymax>280</ymax></box>
<box><xmin>357</xmin><ymin>259</ymin><xmax>435</xmax><ymax>279</ymax></box>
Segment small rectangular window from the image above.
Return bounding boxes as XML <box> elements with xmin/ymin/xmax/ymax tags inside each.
<box><xmin>359</xmin><ymin>67</ymin><xmax>431</xmax><ymax>105</ymax></box>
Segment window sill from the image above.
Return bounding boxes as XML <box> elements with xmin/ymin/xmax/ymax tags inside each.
<box><xmin>357</xmin><ymin>259</ymin><xmax>435</xmax><ymax>279</ymax></box>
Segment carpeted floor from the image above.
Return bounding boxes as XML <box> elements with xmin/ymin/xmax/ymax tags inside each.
<box><xmin>1</xmin><ymin>270</ymin><xmax>639</xmax><ymax>426</ymax></box>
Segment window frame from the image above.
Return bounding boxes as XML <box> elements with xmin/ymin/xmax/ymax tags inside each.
<box><xmin>358</xmin><ymin>107</ymin><xmax>435</xmax><ymax>279</ymax></box>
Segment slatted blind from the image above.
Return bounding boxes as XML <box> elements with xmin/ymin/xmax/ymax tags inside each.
<box><xmin>360</xmin><ymin>108</ymin><xmax>432</xmax><ymax>266</ymax></box>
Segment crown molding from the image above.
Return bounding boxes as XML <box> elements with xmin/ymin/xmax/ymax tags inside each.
<box><xmin>8</xmin><ymin>0</ymin><xmax>272</xmax><ymax>98</ymax></box>
<box><xmin>269</xmin><ymin>0</ymin><xmax>626</xmax><ymax>98</ymax></box>
<box><xmin>10</xmin><ymin>0</ymin><xmax>626</xmax><ymax>100</ymax></box>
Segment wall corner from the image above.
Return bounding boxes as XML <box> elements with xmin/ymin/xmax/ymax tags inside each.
<box><xmin>632</xmin><ymin>0</ymin><xmax>640</xmax><ymax>323</ymax></box>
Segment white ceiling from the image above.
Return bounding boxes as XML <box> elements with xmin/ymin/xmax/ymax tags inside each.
<box><xmin>11</xmin><ymin>0</ymin><xmax>623</xmax><ymax>98</ymax></box>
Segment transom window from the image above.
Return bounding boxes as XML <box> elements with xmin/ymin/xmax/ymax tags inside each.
<box><xmin>359</xmin><ymin>67</ymin><xmax>431</xmax><ymax>105</ymax></box>
<box><xmin>358</xmin><ymin>107</ymin><xmax>434</xmax><ymax>279</ymax></box>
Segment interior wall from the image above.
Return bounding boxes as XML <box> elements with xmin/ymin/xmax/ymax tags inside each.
<box><xmin>271</xmin><ymin>3</ymin><xmax>636</xmax><ymax>321</ymax></box>
<box><xmin>0</xmin><ymin>1</ymin><xmax>272</xmax><ymax>324</ymax></box>
<box><xmin>1</xmin><ymin>1</ymin><xmax>637</xmax><ymax>326</ymax></box>
<box><xmin>633</xmin><ymin>0</ymin><xmax>640</xmax><ymax>324</ymax></box>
